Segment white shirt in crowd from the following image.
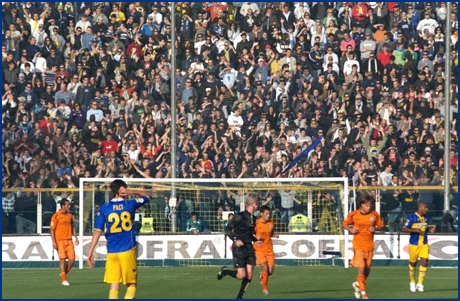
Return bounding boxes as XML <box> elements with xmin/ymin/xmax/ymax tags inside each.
<box><xmin>33</xmin><ymin>56</ymin><xmax>47</xmax><ymax>72</ymax></box>
<box><xmin>227</xmin><ymin>111</ymin><xmax>244</xmax><ymax>132</ymax></box>
<box><xmin>343</xmin><ymin>59</ymin><xmax>360</xmax><ymax>75</ymax></box>
<box><xmin>417</xmin><ymin>18</ymin><xmax>439</xmax><ymax>34</ymax></box>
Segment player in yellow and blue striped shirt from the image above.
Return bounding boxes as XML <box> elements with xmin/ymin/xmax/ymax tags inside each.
<box><xmin>402</xmin><ymin>201</ymin><xmax>436</xmax><ymax>293</ymax></box>
<box><xmin>87</xmin><ymin>179</ymin><xmax>150</xmax><ymax>299</ymax></box>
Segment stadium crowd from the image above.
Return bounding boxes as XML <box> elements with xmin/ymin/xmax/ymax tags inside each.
<box><xmin>2</xmin><ymin>2</ymin><xmax>459</xmax><ymax>234</ymax></box>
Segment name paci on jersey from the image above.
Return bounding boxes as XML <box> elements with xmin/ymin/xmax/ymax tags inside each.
<box><xmin>113</xmin><ymin>204</ymin><xmax>124</xmax><ymax>211</ymax></box>
<box><xmin>113</xmin><ymin>198</ymin><xmax>145</xmax><ymax>211</ymax></box>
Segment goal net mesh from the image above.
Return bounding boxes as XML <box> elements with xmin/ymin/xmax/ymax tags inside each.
<box><xmin>78</xmin><ymin>178</ymin><xmax>349</xmax><ymax>268</ymax></box>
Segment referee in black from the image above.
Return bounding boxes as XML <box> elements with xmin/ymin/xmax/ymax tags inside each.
<box><xmin>217</xmin><ymin>194</ymin><xmax>259</xmax><ymax>299</ymax></box>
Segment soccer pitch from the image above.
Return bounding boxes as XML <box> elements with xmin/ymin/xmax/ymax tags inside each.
<box><xmin>2</xmin><ymin>266</ymin><xmax>458</xmax><ymax>299</ymax></box>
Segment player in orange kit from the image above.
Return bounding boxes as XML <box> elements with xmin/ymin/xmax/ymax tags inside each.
<box><xmin>342</xmin><ymin>194</ymin><xmax>383</xmax><ymax>299</ymax></box>
<box><xmin>253</xmin><ymin>205</ymin><xmax>279</xmax><ymax>295</ymax></box>
<box><xmin>50</xmin><ymin>198</ymin><xmax>79</xmax><ymax>286</ymax></box>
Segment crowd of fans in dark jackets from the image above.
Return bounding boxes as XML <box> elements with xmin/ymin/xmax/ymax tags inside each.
<box><xmin>2</xmin><ymin>2</ymin><xmax>458</xmax><ymax>234</ymax></box>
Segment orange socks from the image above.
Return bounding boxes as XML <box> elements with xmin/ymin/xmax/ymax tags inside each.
<box><xmin>60</xmin><ymin>272</ymin><xmax>67</xmax><ymax>282</ymax></box>
<box><xmin>358</xmin><ymin>274</ymin><xmax>366</xmax><ymax>292</ymax></box>
<box><xmin>261</xmin><ymin>272</ymin><xmax>268</xmax><ymax>291</ymax></box>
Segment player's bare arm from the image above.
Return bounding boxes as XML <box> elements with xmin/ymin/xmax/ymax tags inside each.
<box><xmin>72</xmin><ymin>219</ymin><xmax>79</xmax><ymax>246</ymax></box>
<box><xmin>127</xmin><ymin>188</ymin><xmax>150</xmax><ymax>197</ymax></box>
<box><xmin>402</xmin><ymin>226</ymin><xmax>421</xmax><ymax>234</ymax></box>
<box><xmin>368</xmin><ymin>225</ymin><xmax>382</xmax><ymax>233</ymax></box>
<box><xmin>342</xmin><ymin>221</ymin><xmax>358</xmax><ymax>234</ymax></box>
<box><xmin>271</xmin><ymin>227</ymin><xmax>280</xmax><ymax>239</ymax></box>
<box><xmin>50</xmin><ymin>228</ymin><xmax>58</xmax><ymax>250</ymax></box>
<box><xmin>87</xmin><ymin>229</ymin><xmax>103</xmax><ymax>268</ymax></box>
<box><xmin>119</xmin><ymin>187</ymin><xmax>150</xmax><ymax>198</ymax></box>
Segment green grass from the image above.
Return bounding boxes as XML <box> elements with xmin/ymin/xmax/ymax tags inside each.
<box><xmin>2</xmin><ymin>266</ymin><xmax>458</xmax><ymax>299</ymax></box>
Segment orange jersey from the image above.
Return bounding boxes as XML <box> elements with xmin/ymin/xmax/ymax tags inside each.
<box><xmin>50</xmin><ymin>210</ymin><xmax>74</xmax><ymax>242</ymax></box>
<box><xmin>343</xmin><ymin>210</ymin><xmax>383</xmax><ymax>251</ymax></box>
<box><xmin>253</xmin><ymin>219</ymin><xmax>275</xmax><ymax>252</ymax></box>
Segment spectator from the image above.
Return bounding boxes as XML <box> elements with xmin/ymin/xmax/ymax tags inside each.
<box><xmin>1</xmin><ymin>2</ymin><xmax>457</xmax><ymax>235</ymax></box>
<box><xmin>288</xmin><ymin>208</ymin><xmax>310</xmax><ymax>232</ymax></box>
<box><xmin>186</xmin><ymin>212</ymin><xmax>203</xmax><ymax>235</ymax></box>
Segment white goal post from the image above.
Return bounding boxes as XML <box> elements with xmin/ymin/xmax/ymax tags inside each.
<box><xmin>77</xmin><ymin>177</ymin><xmax>350</xmax><ymax>269</ymax></box>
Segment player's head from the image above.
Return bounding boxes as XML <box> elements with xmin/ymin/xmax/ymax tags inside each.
<box><xmin>246</xmin><ymin>194</ymin><xmax>259</xmax><ymax>213</ymax></box>
<box><xmin>111</xmin><ymin>179</ymin><xmax>127</xmax><ymax>197</ymax></box>
<box><xmin>358</xmin><ymin>194</ymin><xmax>375</xmax><ymax>214</ymax></box>
<box><xmin>259</xmin><ymin>205</ymin><xmax>271</xmax><ymax>222</ymax></box>
<box><xmin>60</xmin><ymin>198</ymin><xmax>71</xmax><ymax>212</ymax></box>
<box><xmin>417</xmin><ymin>201</ymin><xmax>429</xmax><ymax>215</ymax></box>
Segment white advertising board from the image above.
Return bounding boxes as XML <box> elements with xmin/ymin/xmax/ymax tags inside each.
<box><xmin>2</xmin><ymin>234</ymin><xmax>457</xmax><ymax>261</ymax></box>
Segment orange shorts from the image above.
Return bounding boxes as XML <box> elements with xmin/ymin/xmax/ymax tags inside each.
<box><xmin>350</xmin><ymin>250</ymin><xmax>373</xmax><ymax>268</ymax></box>
<box><xmin>57</xmin><ymin>240</ymin><xmax>75</xmax><ymax>260</ymax></box>
<box><xmin>255</xmin><ymin>249</ymin><xmax>275</xmax><ymax>266</ymax></box>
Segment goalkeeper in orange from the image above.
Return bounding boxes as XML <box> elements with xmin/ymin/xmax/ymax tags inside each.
<box><xmin>253</xmin><ymin>205</ymin><xmax>279</xmax><ymax>295</ymax></box>
<box><xmin>342</xmin><ymin>194</ymin><xmax>383</xmax><ymax>299</ymax></box>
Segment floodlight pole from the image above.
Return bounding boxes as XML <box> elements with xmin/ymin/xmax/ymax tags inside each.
<box><xmin>170</xmin><ymin>2</ymin><xmax>178</xmax><ymax>233</ymax></box>
<box><xmin>443</xmin><ymin>3</ymin><xmax>452</xmax><ymax>214</ymax></box>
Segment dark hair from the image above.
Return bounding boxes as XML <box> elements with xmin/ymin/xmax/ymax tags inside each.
<box><xmin>60</xmin><ymin>198</ymin><xmax>70</xmax><ymax>207</ymax></box>
<box><xmin>358</xmin><ymin>194</ymin><xmax>375</xmax><ymax>207</ymax></box>
<box><xmin>110</xmin><ymin>179</ymin><xmax>127</xmax><ymax>196</ymax></box>
<box><xmin>417</xmin><ymin>201</ymin><xmax>428</xmax><ymax>209</ymax></box>
<box><xmin>260</xmin><ymin>205</ymin><xmax>271</xmax><ymax>213</ymax></box>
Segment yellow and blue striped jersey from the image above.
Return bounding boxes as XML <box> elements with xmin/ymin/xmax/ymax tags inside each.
<box><xmin>95</xmin><ymin>196</ymin><xmax>149</xmax><ymax>253</ymax></box>
<box><xmin>404</xmin><ymin>213</ymin><xmax>430</xmax><ymax>246</ymax></box>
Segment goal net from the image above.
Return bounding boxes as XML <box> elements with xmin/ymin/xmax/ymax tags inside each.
<box><xmin>77</xmin><ymin>177</ymin><xmax>350</xmax><ymax>269</ymax></box>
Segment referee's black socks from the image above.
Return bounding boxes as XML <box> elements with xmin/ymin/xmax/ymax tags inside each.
<box><xmin>236</xmin><ymin>278</ymin><xmax>251</xmax><ymax>299</ymax></box>
<box><xmin>223</xmin><ymin>269</ymin><xmax>237</xmax><ymax>278</ymax></box>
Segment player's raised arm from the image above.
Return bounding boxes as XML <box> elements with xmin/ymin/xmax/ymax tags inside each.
<box><xmin>125</xmin><ymin>189</ymin><xmax>150</xmax><ymax>198</ymax></box>
<box><xmin>118</xmin><ymin>186</ymin><xmax>150</xmax><ymax>198</ymax></box>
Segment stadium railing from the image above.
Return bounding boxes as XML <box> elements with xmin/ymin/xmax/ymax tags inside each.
<box><xmin>2</xmin><ymin>185</ymin><xmax>457</xmax><ymax>236</ymax></box>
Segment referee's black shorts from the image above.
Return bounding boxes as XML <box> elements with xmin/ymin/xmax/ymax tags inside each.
<box><xmin>232</xmin><ymin>243</ymin><xmax>255</xmax><ymax>268</ymax></box>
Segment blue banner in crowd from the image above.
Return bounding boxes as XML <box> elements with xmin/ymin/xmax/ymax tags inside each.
<box><xmin>278</xmin><ymin>137</ymin><xmax>322</xmax><ymax>176</ymax></box>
